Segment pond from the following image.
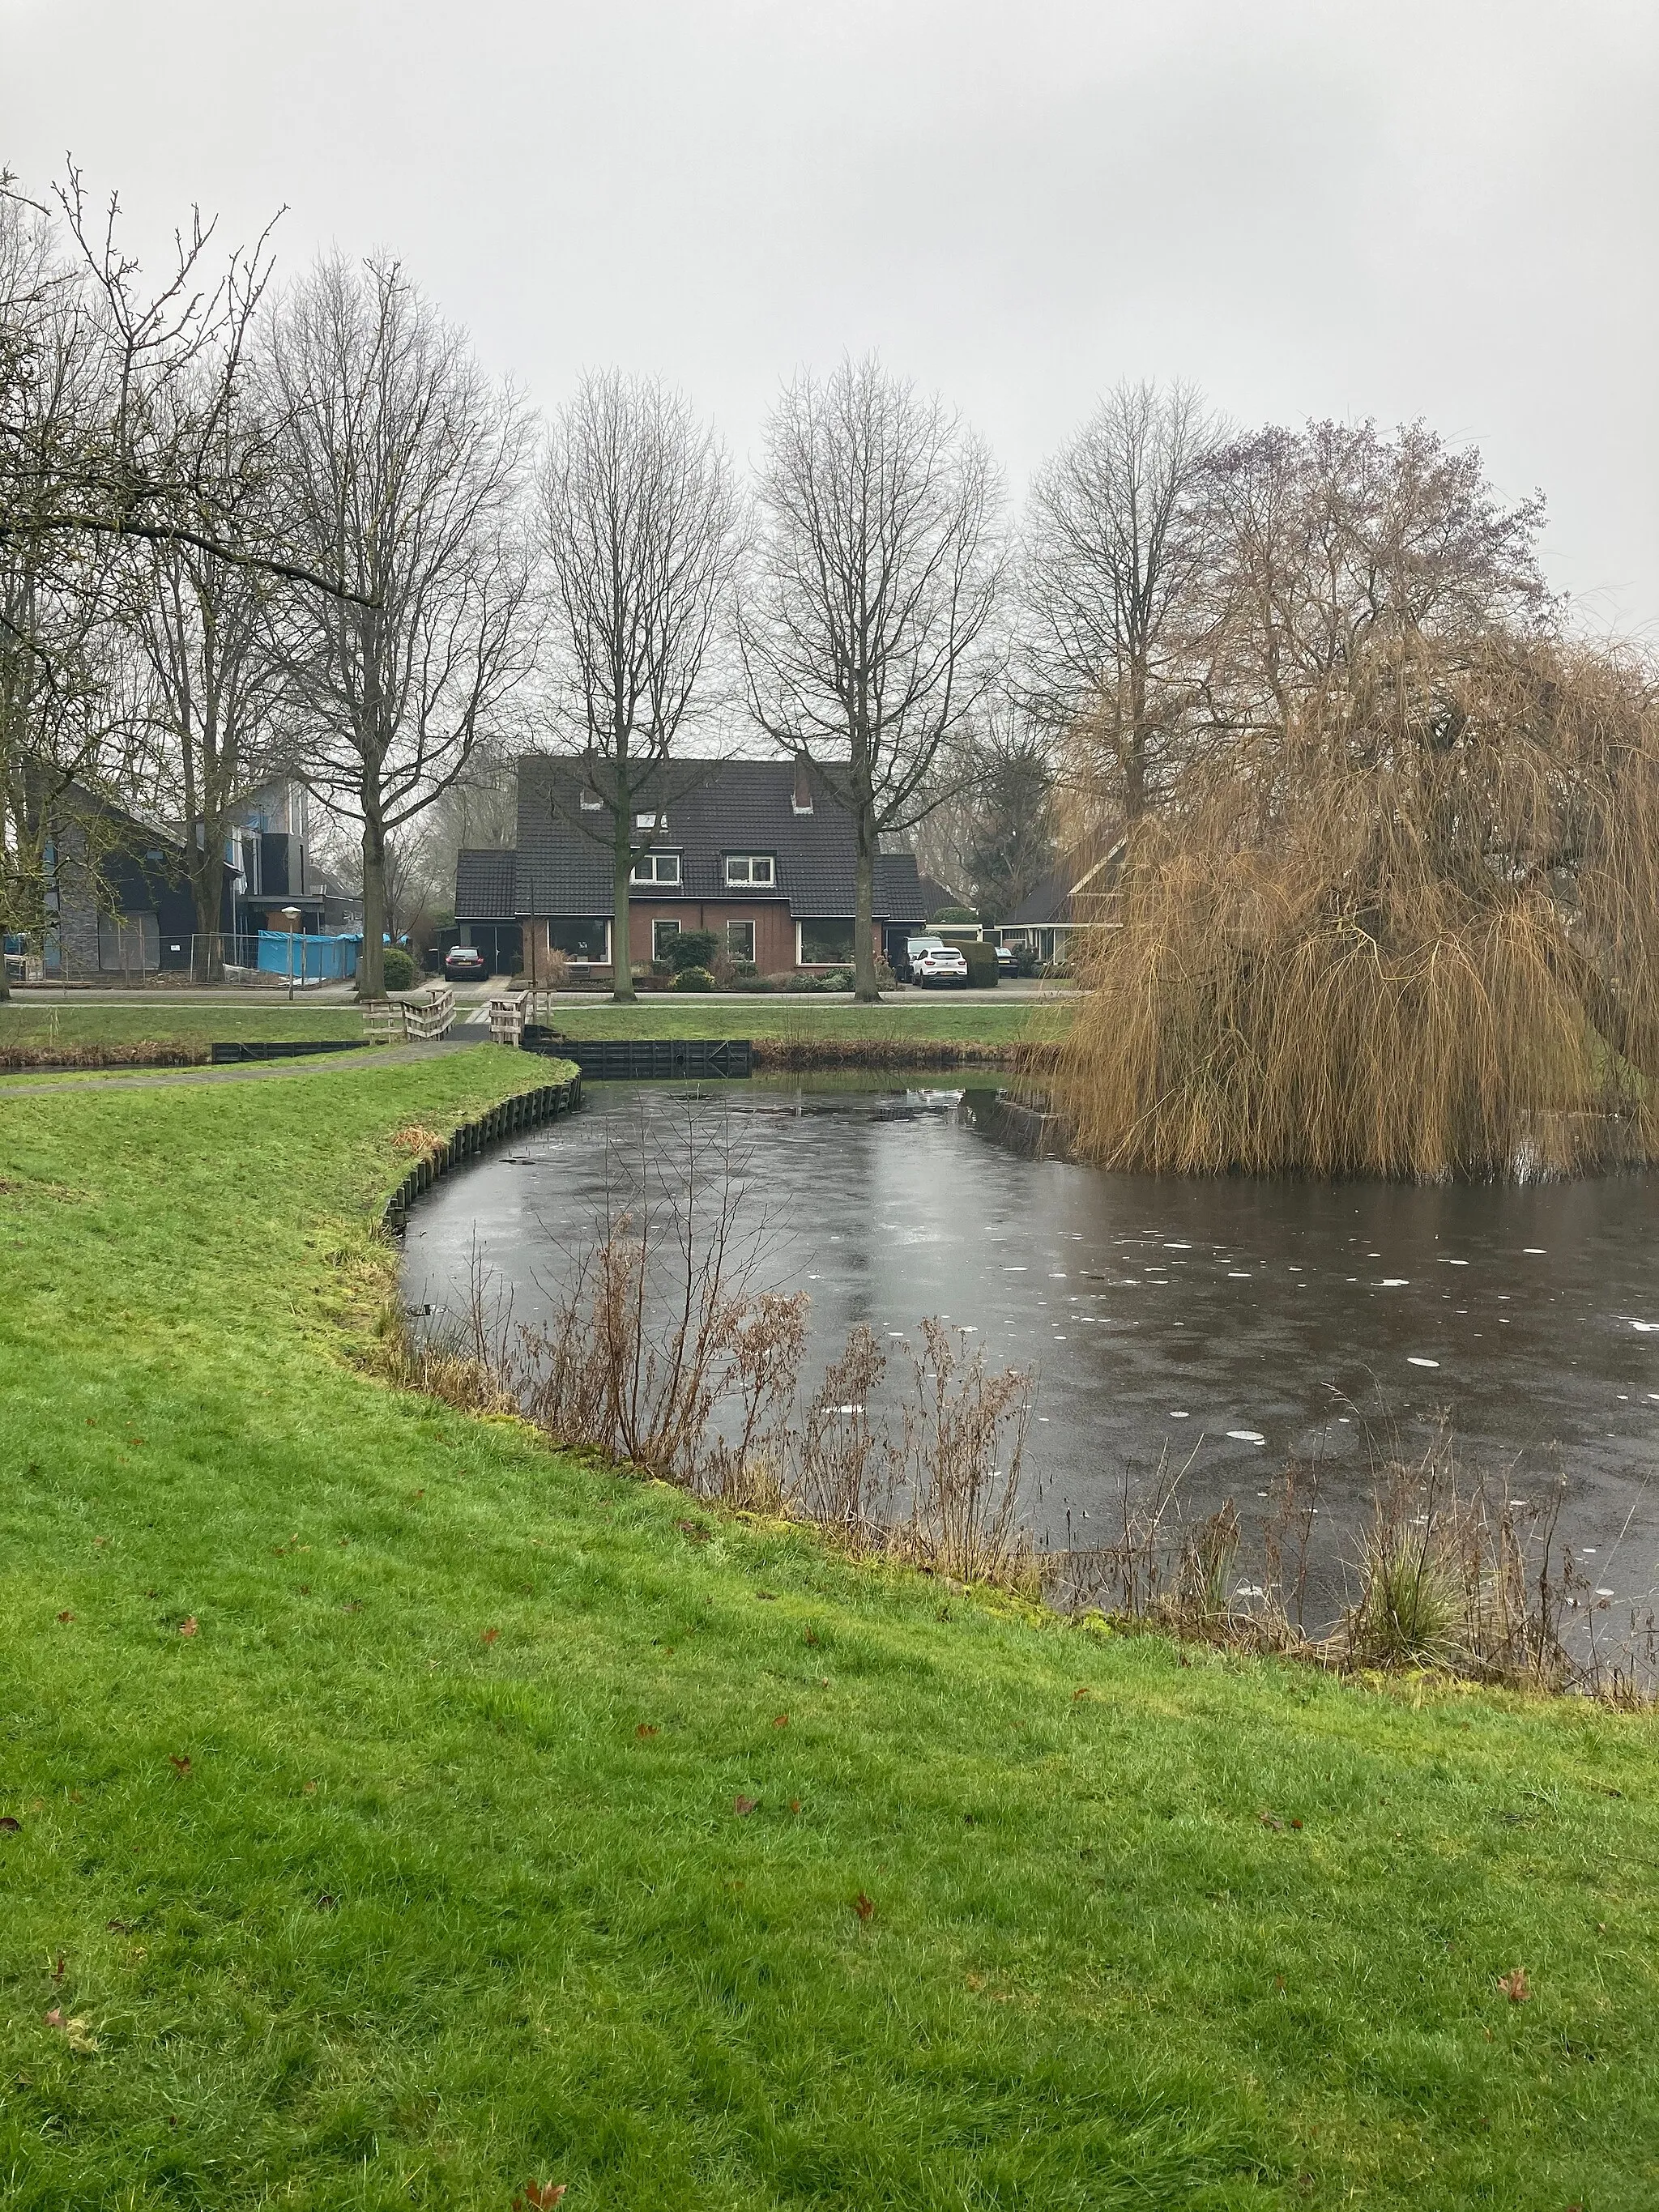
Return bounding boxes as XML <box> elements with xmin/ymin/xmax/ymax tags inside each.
<box><xmin>401</xmin><ymin>1074</ymin><xmax>1659</xmax><ymax>1618</ymax></box>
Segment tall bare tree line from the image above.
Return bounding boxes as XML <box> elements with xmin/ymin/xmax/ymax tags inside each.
<box><xmin>5</xmin><ymin>159</ymin><xmax>1633</xmax><ymax>1012</ymax></box>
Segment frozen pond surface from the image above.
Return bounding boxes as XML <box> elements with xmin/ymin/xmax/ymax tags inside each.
<box><xmin>402</xmin><ymin>1076</ymin><xmax>1659</xmax><ymax>1612</ymax></box>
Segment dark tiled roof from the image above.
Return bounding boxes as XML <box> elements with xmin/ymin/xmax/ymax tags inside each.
<box><xmin>511</xmin><ymin>756</ymin><xmax>925</xmax><ymax>923</ymax></box>
<box><xmin>454</xmin><ymin>848</ymin><xmax>518</xmax><ymax>920</ymax></box>
<box><xmin>1002</xmin><ymin>838</ymin><xmax>1124</xmax><ymax>927</ymax></box>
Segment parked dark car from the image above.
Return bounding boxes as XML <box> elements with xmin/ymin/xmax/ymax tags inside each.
<box><xmin>442</xmin><ymin>944</ymin><xmax>489</xmax><ymax>981</ymax></box>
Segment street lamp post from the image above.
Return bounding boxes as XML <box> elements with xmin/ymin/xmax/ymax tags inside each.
<box><xmin>283</xmin><ymin>906</ymin><xmax>301</xmax><ymax>1001</ymax></box>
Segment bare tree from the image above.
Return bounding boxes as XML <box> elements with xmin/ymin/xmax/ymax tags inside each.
<box><xmin>264</xmin><ymin>254</ymin><xmax>534</xmax><ymax>997</ymax></box>
<box><xmin>1020</xmin><ymin>379</ymin><xmax>1216</xmax><ymax>829</ymax></box>
<box><xmin>536</xmin><ymin>372</ymin><xmax>741</xmax><ymax>1001</ymax></box>
<box><xmin>743</xmin><ymin>356</ymin><xmax>1002</xmax><ymax>1000</ymax></box>
<box><xmin>130</xmin><ymin>365</ymin><xmax>286</xmax><ymax>979</ymax></box>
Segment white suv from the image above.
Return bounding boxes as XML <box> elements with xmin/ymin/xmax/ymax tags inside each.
<box><xmin>905</xmin><ymin>936</ymin><xmax>970</xmax><ymax>988</ymax></box>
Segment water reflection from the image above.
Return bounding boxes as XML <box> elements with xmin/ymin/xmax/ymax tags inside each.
<box><xmin>400</xmin><ymin>1075</ymin><xmax>1659</xmax><ymax>1613</ymax></box>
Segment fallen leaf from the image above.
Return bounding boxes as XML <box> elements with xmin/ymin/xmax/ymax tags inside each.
<box><xmin>44</xmin><ymin>2008</ymin><xmax>98</xmax><ymax>2054</ymax></box>
<box><xmin>853</xmin><ymin>1890</ymin><xmax>875</xmax><ymax>1923</ymax></box>
<box><xmin>50</xmin><ymin>1952</ymin><xmax>66</xmax><ymax>1983</ymax></box>
<box><xmin>480</xmin><ymin>1627</ymin><xmax>500</xmax><ymax>1645</ymax></box>
<box><xmin>314</xmin><ymin>1891</ymin><xmax>339</xmax><ymax>1912</ymax></box>
<box><xmin>56</xmin><ymin>1611</ymin><xmax>74</xmax><ymax>1625</ymax></box>
<box><xmin>733</xmin><ymin>1795</ymin><xmax>757</xmax><ymax>1817</ymax></box>
<box><xmin>676</xmin><ymin>1519</ymin><xmax>710</xmax><ymax>1544</ymax></box>
<box><xmin>755</xmin><ymin>1591</ymin><xmax>778</xmax><ymax>1601</ymax></box>
<box><xmin>1290</xmin><ymin>1818</ymin><xmax>1304</xmax><ymax>1831</ymax></box>
<box><xmin>513</xmin><ymin>2185</ymin><xmax>566</xmax><ymax>2210</ymax></box>
<box><xmin>1</xmin><ymin>1815</ymin><xmax>22</xmax><ymax>1834</ymax></box>
<box><xmin>1258</xmin><ymin>1811</ymin><xmax>1284</xmax><ymax>1832</ymax></box>
<box><xmin>790</xmin><ymin>1799</ymin><xmax>802</xmax><ymax>1814</ymax></box>
<box><xmin>804</xmin><ymin>1630</ymin><xmax>819</xmax><ymax>1646</ymax></box>
<box><xmin>635</xmin><ymin>1724</ymin><xmax>659</xmax><ymax>1739</ymax></box>
<box><xmin>127</xmin><ymin>1438</ymin><xmax>145</xmax><ymax>1447</ymax></box>
<box><xmin>302</xmin><ymin>1781</ymin><xmax>318</xmax><ymax>1795</ymax></box>
<box><xmin>772</xmin><ymin>1713</ymin><xmax>789</xmax><ymax>1728</ymax></box>
<box><xmin>105</xmin><ymin>1919</ymin><xmax>130</xmax><ymax>1934</ymax></box>
<box><xmin>168</xmin><ymin>1755</ymin><xmax>191</xmax><ymax>1775</ymax></box>
<box><xmin>1072</xmin><ymin>1686</ymin><xmax>1090</xmax><ymax>1700</ymax></box>
<box><xmin>177</xmin><ymin>1617</ymin><xmax>198</xmax><ymax>1638</ymax></box>
<box><xmin>1497</xmin><ymin>1967</ymin><xmax>1531</xmax><ymax>2003</ymax></box>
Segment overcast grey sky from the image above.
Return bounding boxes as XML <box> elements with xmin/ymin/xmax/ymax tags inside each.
<box><xmin>4</xmin><ymin>0</ymin><xmax>1655</xmax><ymax>631</ymax></box>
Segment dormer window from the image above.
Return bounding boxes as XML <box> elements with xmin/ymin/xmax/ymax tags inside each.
<box><xmin>724</xmin><ymin>854</ymin><xmax>775</xmax><ymax>888</ymax></box>
<box><xmin>634</xmin><ymin>809</ymin><xmax>665</xmax><ymax>833</ymax></box>
<box><xmin>630</xmin><ymin>850</ymin><xmax>681</xmax><ymax>886</ymax></box>
<box><xmin>579</xmin><ymin>787</ymin><xmax>602</xmax><ymax>811</ymax></box>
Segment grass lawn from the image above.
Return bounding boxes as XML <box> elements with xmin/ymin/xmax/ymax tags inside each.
<box><xmin>541</xmin><ymin>995</ymin><xmax>1073</xmax><ymax>1046</ymax></box>
<box><xmin>0</xmin><ymin>1056</ymin><xmax>1655</xmax><ymax>2210</ymax></box>
<box><xmin>0</xmin><ymin>999</ymin><xmax>369</xmax><ymax>1058</ymax></box>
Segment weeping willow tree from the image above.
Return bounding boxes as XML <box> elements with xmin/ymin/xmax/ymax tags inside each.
<box><xmin>1041</xmin><ymin>419</ymin><xmax>1659</xmax><ymax>1178</ymax></box>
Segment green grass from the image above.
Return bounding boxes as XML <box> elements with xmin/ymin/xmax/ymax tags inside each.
<box><xmin>0</xmin><ymin>999</ymin><xmax>369</xmax><ymax>1055</ymax></box>
<box><xmin>544</xmin><ymin>995</ymin><xmax>1073</xmax><ymax>1045</ymax></box>
<box><xmin>0</xmin><ymin>1057</ymin><xmax>1655</xmax><ymax>2209</ymax></box>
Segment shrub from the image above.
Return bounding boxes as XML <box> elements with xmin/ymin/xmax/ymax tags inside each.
<box><xmin>930</xmin><ymin>905</ymin><xmax>979</xmax><ymax>924</ymax></box>
<box><xmin>382</xmin><ymin>946</ymin><xmax>417</xmax><ymax>991</ymax></box>
<box><xmin>672</xmin><ymin>965</ymin><xmax>715</xmax><ymax>992</ymax></box>
<box><xmin>663</xmin><ymin>930</ymin><xmax>719</xmax><ymax>974</ymax></box>
<box><xmin>962</xmin><ymin>941</ymin><xmax>1000</xmax><ymax>988</ymax></box>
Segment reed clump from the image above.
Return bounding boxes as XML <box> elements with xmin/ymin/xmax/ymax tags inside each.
<box><xmin>1053</xmin><ymin>637</ymin><xmax>1659</xmax><ymax>1178</ymax></box>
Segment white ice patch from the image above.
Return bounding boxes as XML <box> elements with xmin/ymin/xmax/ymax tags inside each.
<box><xmin>1379</xmin><ymin>1278</ymin><xmax>1410</xmax><ymax>1287</ymax></box>
<box><xmin>1227</xmin><ymin>1429</ymin><xmax>1265</xmax><ymax>1444</ymax></box>
<box><xmin>1408</xmin><ymin>1356</ymin><xmax>1440</xmax><ymax>1367</ymax></box>
<box><xmin>1170</xmin><ymin>1410</ymin><xmax>1189</xmax><ymax>1418</ymax></box>
<box><xmin>1523</xmin><ymin>1247</ymin><xmax>1546</xmax><ymax>1255</ymax></box>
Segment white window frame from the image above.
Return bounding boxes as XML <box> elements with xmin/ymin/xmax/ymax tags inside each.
<box><xmin>579</xmin><ymin>787</ymin><xmax>603</xmax><ymax>811</ymax></box>
<box><xmin>652</xmin><ymin>917</ymin><xmax>682</xmax><ymax>960</ymax></box>
<box><xmin>634</xmin><ymin>810</ymin><xmax>665</xmax><ymax>833</ymax></box>
<box><xmin>629</xmin><ymin>850</ymin><xmax>681</xmax><ymax>886</ymax></box>
<box><xmin>725</xmin><ymin>918</ymin><xmax>756</xmax><ymax>963</ymax></box>
<box><xmin>723</xmin><ymin>853</ymin><xmax>774</xmax><ymax>888</ymax></box>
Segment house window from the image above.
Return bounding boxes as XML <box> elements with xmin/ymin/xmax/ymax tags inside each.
<box><xmin>723</xmin><ymin>854</ymin><xmax>774</xmax><ymax>888</ymax></box>
<box><xmin>634</xmin><ymin>810</ymin><xmax>664</xmax><ymax>832</ymax></box>
<box><xmin>630</xmin><ymin>850</ymin><xmax>681</xmax><ymax>886</ymax></box>
<box><xmin>579</xmin><ymin>787</ymin><xmax>602</xmax><ymax>811</ymax></box>
<box><xmin>799</xmin><ymin>918</ymin><xmax>855</xmax><ymax>965</ymax></box>
<box><xmin>652</xmin><ymin>918</ymin><xmax>682</xmax><ymax>961</ymax></box>
<box><xmin>548</xmin><ymin>917</ymin><xmax>610</xmax><ymax>962</ymax></box>
<box><xmin>726</xmin><ymin>918</ymin><xmax>755</xmax><ymax>964</ymax></box>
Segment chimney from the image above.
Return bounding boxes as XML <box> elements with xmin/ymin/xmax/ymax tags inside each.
<box><xmin>791</xmin><ymin>761</ymin><xmax>813</xmax><ymax>815</ymax></box>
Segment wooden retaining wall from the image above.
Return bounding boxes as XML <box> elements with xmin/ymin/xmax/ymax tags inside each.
<box><xmin>382</xmin><ymin>1073</ymin><xmax>582</xmax><ymax>1234</ymax></box>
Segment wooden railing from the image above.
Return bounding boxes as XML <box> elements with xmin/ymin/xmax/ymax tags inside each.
<box><xmin>359</xmin><ymin>983</ymin><xmax>457</xmax><ymax>1043</ymax></box>
<box><xmin>400</xmin><ymin>982</ymin><xmax>456</xmax><ymax>1041</ymax></box>
<box><xmin>488</xmin><ymin>990</ymin><xmax>528</xmax><ymax>1046</ymax></box>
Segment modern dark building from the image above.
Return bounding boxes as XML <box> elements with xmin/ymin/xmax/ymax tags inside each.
<box><xmin>454</xmin><ymin>756</ymin><xmax>927</xmax><ymax>983</ymax></box>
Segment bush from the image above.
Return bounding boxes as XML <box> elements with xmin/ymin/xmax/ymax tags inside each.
<box><xmin>382</xmin><ymin>946</ymin><xmax>417</xmax><ymax>991</ymax></box>
<box><xmin>672</xmin><ymin>965</ymin><xmax>715</xmax><ymax>992</ymax></box>
<box><xmin>785</xmin><ymin>967</ymin><xmax>855</xmax><ymax>994</ymax></box>
<box><xmin>930</xmin><ymin>905</ymin><xmax>979</xmax><ymax>924</ymax></box>
<box><xmin>962</xmin><ymin>941</ymin><xmax>1000</xmax><ymax>989</ymax></box>
<box><xmin>663</xmin><ymin>930</ymin><xmax>719</xmax><ymax>974</ymax></box>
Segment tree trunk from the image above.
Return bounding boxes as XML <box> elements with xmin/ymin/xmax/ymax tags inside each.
<box><xmin>359</xmin><ymin>816</ymin><xmax>386</xmax><ymax>999</ymax></box>
<box><xmin>612</xmin><ymin>777</ymin><xmax>635</xmax><ymax>1003</ymax></box>
<box><xmin>853</xmin><ymin>800</ymin><xmax>880</xmax><ymax>1002</ymax></box>
<box><xmin>190</xmin><ymin>857</ymin><xmax>225</xmax><ymax>984</ymax></box>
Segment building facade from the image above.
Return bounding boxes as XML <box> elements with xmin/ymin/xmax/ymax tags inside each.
<box><xmin>454</xmin><ymin>756</ymin><xmax>927</xmax><ymax>982</ymax></box>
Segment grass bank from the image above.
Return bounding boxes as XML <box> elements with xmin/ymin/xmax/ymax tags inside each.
<box><xmin>0</xmin><ymin>999</ymin><xmax>368</xmax><ymax>1068</ymax></box>
<box><xmin>1</xmin><ymin>1058</ymin><xmax>1655</xmax><ymax>2209</ymax></box>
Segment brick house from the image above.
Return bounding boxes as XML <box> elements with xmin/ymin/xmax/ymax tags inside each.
<box><xmin>454</xmin><ymin>756</ymin><xmax>926</xmax><ymax>984</ymax></box>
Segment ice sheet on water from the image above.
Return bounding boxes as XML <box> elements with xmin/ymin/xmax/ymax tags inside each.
<box><xmin>1227</xmin><ymin>1429</ymin><xmax>1265</xmax><ymax>1444</ymax></box>
<box><xmin>1408</xmin><ymin>1356</ymin><xmax>1440</xmax><ymax>1367</ymax></box>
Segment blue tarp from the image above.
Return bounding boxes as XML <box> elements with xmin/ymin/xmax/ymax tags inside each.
<box><xmin>256</xmin><ymin>931</ymin><xmax>360</xmax><ymax>981</ymax></box>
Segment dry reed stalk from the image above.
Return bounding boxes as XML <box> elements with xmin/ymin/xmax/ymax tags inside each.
<box><xmin>1053</xmin><ymin>637</ymin><xmax>1659</xmax><ymax>1178</ymax></box>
